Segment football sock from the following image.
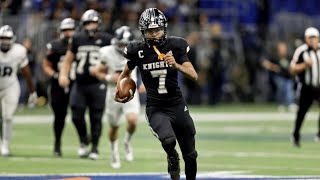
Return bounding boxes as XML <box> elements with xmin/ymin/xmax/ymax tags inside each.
<box><xmin>72</xmin><ymin>118</ymin><xmax>88</xmax><ymax>144</ymax></box>
<box><xmin>53</xmin><ymin>117</ymin><xmax>65</xmax><ymax>145</ymax></box>
<box><xmin>0</xmin><ymin>118</ymin><xmax>2</xmax><ymax>139</ymax></box>
<box><xmin>2</xmin><ymin>118</ymin><xmax>12</xmax><ymax>143</ymax></box>
<box><xmin>124</xmin><ymin>132</ymin><xmax>132</xmax><ymax>143</ymax></box>
<box><xmin>184</xmin><ymin>157</ymin><xmax>197</xmax><ymax>180</ymax></box>
<box><xmin>110</xmin><ymin>140</ymin><xmax>119</xmax><ymax>152</ymax></box>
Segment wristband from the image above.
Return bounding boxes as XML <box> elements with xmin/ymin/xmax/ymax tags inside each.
<box><xmin>105</xmin><ymin>74</ymin><xmax>112</xmax><ymax>82</ymax></box>
<box><xmin>52</xmin><ymin>72</ymin><xmax>59</xmax><ymax>79</ymax></box>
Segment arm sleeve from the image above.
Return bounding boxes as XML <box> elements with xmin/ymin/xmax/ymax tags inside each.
<box><xmin>124</xmin><ymin>43</ymin><xmax>137</xmax><ymax>70</ymax></box>
<box><xmin>70</xmin><ymin>36</ymin><xmax>77</xmax><ymax>54</ymax></box>
<box><xmin>175</xmin><ymin>38</ymin><xmax>190</xmax><ymax>64</ymax></box>
<box><xmin>19</xmin><ymin>46</ymin><xmax>29</xmax><ymax>68</ymax></box>
<box><xmin>99</xmin><ymin>47</ymin><xmax>108</xmax><ymax>65</ymax></box>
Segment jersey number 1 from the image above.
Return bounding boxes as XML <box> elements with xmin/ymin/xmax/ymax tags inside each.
<box><xmin>150</xmin><ymin>69</ymin><xmax>168</xmax><ymax>94</ymax></box>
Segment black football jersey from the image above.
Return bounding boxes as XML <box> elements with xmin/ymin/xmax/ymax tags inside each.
<box><xmin>70</xmin><ymin>31</ymin><xmax>112</xmax><ymax>85</ymax></box>
<box><xmin>46</xmin><ymin>39</ymin><xmax>73</xmax><ymax>84</ymax></box>
<box><xmin>46</xmin><ymin>39</ymin><xmax>68</xmax><ymax>73</ymax></box>
<box><xmin>124</xmin><ymin>36</ymin><xmax>190</xmax><ymax>107</ymax></box>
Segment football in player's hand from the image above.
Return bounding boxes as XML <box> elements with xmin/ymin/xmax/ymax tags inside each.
<box><xmin>118</xmin><ymin>77</ymin><xmax>136</xmax><ymax>99</ymax></box>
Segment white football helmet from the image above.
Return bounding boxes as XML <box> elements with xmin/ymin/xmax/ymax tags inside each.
<box><xmin>0</xmin><ymin>25</ymin><xmax>16</xmax><ymax>52</ymax></box>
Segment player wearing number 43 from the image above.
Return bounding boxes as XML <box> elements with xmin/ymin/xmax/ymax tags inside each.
<box><xmin>90</xmin><ymin>26</ymin><xmax>145</xmax><ymax>168</ymax></box>
<box><xmin>59</xmin><ymin>9</ymin><xmax>112</xmax><ymax>160</ymax></box>
<box><xmin>0</xmin><ymin>25</ymin><xmax>37</xmax><ymax>156</ymax></box>
<box><xmin>115</xmin><ymin>8</ymin><xmax>198</xmax><ymax>180</ymax></box>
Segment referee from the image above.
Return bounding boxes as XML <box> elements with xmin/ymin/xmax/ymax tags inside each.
<box><xmin>290</xmin><ymin>27</ymin><xmax>320</xmax><ymax>147</ymax></box>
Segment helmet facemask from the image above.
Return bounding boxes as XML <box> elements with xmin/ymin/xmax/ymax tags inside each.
<box><xmin>83</xmin><ymin>22</ymin><xmax>99</xmax><ymax>37</ymax></box>
<box><xmin>0</xmin><ymin>38</ymin><xmax>14</xmax><ymax>52</ymax></box>
<box><xmin>141</xmin><ymin>27</ymin><xmax>166</xmax><ymax>47</ymax></box>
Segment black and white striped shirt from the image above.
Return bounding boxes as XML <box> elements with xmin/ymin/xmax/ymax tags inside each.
<box><xmin>291</xmin><ymin>44</ymin><xmax>320</xmax><ymax>87</ymax></box>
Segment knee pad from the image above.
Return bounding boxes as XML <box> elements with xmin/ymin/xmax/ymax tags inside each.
<box><xmin>162</xmin><ymin>136</ymin><xmax>177</xmax><ymax>150</ymax></box>
<box><xmin>183</xmin><ymin>150</ymin><xmax>198</xmax><ymax>161</ymax></box>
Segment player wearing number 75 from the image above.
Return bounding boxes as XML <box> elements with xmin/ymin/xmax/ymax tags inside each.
<box><xmin>59</xmin><ymin>9</ymin><xmax>112</xmax><ymax>160</ymax></box>
<box><xmin>115</xmin><ymin>8</ymin><xmax>198</xmax><ymax>180</ymax></box>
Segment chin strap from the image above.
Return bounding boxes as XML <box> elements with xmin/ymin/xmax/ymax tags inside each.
<box><xmin>153</xmin><ymin>45</ymin><xmax>166</xmax><ymax>61</ymax></box>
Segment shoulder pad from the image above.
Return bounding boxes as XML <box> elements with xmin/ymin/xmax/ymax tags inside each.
<box><xmin>168</xmin><ymin>36</ymin><xmax>189</xmax><ymax>53</ymax></box>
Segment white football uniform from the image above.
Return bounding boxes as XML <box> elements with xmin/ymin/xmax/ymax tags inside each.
<box><xmin>99</xmin><ymin>45</ymin><xmax>140</xmax><ymax>126</ymax></box>
<box><xmin>0</xmin><ymin>43</ymin><xmax>28</xmax><ymax>142</ymax></box>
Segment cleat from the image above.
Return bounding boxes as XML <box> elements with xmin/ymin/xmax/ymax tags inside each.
<box><xmin>291</xmin><ymin>134</ymin><xmax>300</xmax><ymax>148</ymax></box>
<box><xmin>54</xmin><ymin>151</ymin><xmax>62</xmax><ymax>157</ymax></box>
<box><xmin>54</xmin><ymin>142</ymin><xmax>62</xmax><ymax>157</ymax></box>
<box><xmin>111</xmin><ymin>151</ymin><xmax>121</xmax><ymax>169</ymax></box>
<box><xmin>314</xmin><ymin>134</ymin><xmax>320</xmax><ymax>142</ymax></box>
<box><xmin>1</xmin><ymin>146</ymin><xmax>10</xmax><ymax>157</ymax></box>
<box><xmin>88</xmin><ymin>152</ymin><xmax>99</xmax><ymax>160</ymax></box>
<box><xmin>167</xmin><ymin>155</ymin><xmax>180</xmax><ymax>180</ymax></box>
<box><xmin>124</xmin><ymin>141</ymin><xmax>134</xmax><ymax>161</ymax></box>
<box><xmin>78</xmin><ymin>144</ymin><xmax>89</xmax><ymax>158</ymax></box>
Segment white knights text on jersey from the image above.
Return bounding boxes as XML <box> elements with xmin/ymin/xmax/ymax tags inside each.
<box><xmin>142</xmin><ymin>50</ymin><xmax>173</xmax><ymax>70</ymax></box>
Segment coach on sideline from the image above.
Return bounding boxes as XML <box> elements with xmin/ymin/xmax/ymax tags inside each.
<box><xmin>290</xmin><ymin>27</ymin><xmax>320</xmax><ymax>147</ymax></box>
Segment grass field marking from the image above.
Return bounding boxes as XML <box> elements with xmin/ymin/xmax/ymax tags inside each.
<box><xmin>199</xmin><ymin>126</ymin><xmax>316</xmax><ymax>133</ymax></box>
<box><xmin>13</xmin><ymin>112</ymin><xmax>319</xmax><ymax>124</ymax></box>
<box><xmin>11</xmin><ymin>143</ymin><xmax>320</xmax><ymax>160</ymax></box>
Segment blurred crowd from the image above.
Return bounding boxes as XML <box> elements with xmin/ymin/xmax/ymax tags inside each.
<box><xmin>1</xmin><ymin>0</ymin><xmax>319</xmax><ymax>107</ymax></box>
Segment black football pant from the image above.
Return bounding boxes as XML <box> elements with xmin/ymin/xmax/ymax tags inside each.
<box><xmin>146</xmin><ymin>100</ymin><xmax>197</xmax><ymax>180</ymax></box>
<box><xmin>70</xmin><ymin>83</ymin><xmax>106</xmax><ymax>152</ymax></box>
<box><xmin>293</xmin><ymin>85</ymin><xmax>320</xmax><ymax>138</ymax></box>
<box><xmin>49</xmin><ymin>83</ymin><xmax>70</xmax><ymax>149</ymax></box>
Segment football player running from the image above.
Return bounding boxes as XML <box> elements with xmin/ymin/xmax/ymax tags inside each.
<box><xmin>59</xmin><ymin>9</ymin><xmax>112</xmax><ymax>160</ymax></box>
<box><xmin>90</xmin><ymin>26</ymin><xmax>144</xmax><ymax>168</ymax></box>
<box><xmin>115</xmin><ymin>8</ymin><xmax>198</xmax><ymax>180</ymax></box>
<box><xmin>42</xmin><ymin>18</ymin><xmax>76</xmax><ymax>157</ymax></box>
<box><xmin>0</xmin><ymin>25</ymin><xmax>37</xmax><ymax>156</ymax></box>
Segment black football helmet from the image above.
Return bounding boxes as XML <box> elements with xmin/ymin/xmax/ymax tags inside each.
<box><xmin>111</xmin><ymin>26</ymin><xmax>134</xmax><ymax>52</ymax></box>
<box><xmin>80</xmin><ymin>9</ymin><xmax>101</xmax><ymax>37</ymax></box>
<box><xmin>0</xmin><ymin>25</ymin><xmax>15</xmax><ymax>52</ymax></box>
<box><xmin>139</xmin><ymin>8</ymin><xmax>168</xmax><ymax>47</ymax></box>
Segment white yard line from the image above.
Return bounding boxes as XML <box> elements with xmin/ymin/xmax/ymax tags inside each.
<box><xmin>11</xmin><ymin>143</ymin><xmax>320</xmax><ymax>160</ymax></box>
<box><xmin>13</xmin><ymin>112</ymin><xmax>319</xmax><ymax>124</ymax></box>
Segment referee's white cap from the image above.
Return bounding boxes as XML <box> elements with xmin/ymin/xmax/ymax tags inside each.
<box><xmin>305</xmin><ymin>27</ymin><xmax>319</xmax><ymax>37</ymax></box>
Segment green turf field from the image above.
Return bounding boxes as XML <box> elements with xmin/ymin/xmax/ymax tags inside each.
<box><xmin>1</xmin><ymin>104</ymin><xmax>320</xmax><ymax>176</ymax></box>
